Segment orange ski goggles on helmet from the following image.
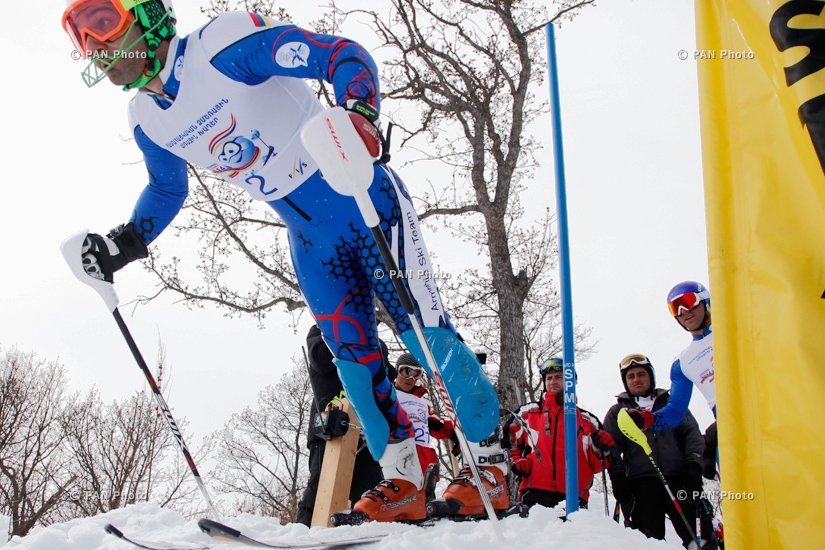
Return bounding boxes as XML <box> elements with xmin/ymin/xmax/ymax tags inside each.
<box><xmin>62</xmin><ymin>0</ymin><xmax>140</xmax><ymax>56</ymax></box>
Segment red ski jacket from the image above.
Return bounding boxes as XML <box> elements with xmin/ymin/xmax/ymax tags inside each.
<box><xmin>510</xmin><ymin>392</ymin><xmax>603</xmax><ymax>502</ymax></box>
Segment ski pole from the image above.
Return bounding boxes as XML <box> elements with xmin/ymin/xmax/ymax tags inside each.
<box><xmin>618</xmin><ymin>409</ymin><xmax>698</xmax><ymax>546</ymax></box>
<box><xmin>300</xmin><ymin>107</ymin><xmax>502</xmax><ymax>535</ymax></box>
<box><xmin>61</xmin><ymin>231</ymin><xmax>221</xmax><ymax>521</ymax></box>
<box><xmin>503</xmin><ymin>408</ymin><xmax>543</xmax><ymax>466</ymax></box>
<box><xmin>600</xmin><ymin>457</ymin><xmax>610</xmax><ymax>516</ymax></box>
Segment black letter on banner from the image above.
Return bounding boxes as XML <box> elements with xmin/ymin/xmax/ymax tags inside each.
<box><xmin>771</xmin><ymin>1</ymin><xmax>825</xmax><ymax>173</ymax></box>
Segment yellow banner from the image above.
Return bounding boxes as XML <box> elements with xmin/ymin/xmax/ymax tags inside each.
<box><xmin>695</xmin><ymin>0</ymin><xmax>825</xmax><ymax>547</ymax></box>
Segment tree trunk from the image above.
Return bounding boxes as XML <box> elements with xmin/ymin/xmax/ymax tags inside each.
<box><xmin>484</xmin><ymin>212</ymin><xmax>528</xmax><ymax>412</ymax></box>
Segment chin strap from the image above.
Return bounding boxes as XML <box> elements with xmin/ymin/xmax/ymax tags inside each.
<box><xmin>677</xmin><ymin>305</ymin><xmax>712</xmax><ymax>332</ymax></box>
<box><xmin>122</xmin><ymin>50</ymin><xmax>162</xmax><ymax>91</ymax></box>
<box><xmin>701</xmin><ymin>307</ymin><xmax>712</xmax><ymax>331</ymax></box>
<box><xmin>122</xmin><ymin>4</ymin><xmax>174</xmax><ymax>91</ymax></box>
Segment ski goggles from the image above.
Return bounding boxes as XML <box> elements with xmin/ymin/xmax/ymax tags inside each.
<box><xmin>62</xmin><ymin>0</ymin><xmax>144</xmax><ymax>56</ymax></box>
<box><xmin>667</xmin><ymin>291</ymin><xmax>707</xmax><ymax>316</ymax></box>
<box><xmin>539</xmin><ymin>358</ymin><xmax>563</xmax><ymax>375</ymax></box>
<box><xmin>398</xmin><ymin>365</ymin><xmax>424</xmax><ymax>380</ymax></box>
<box><xmin>619</xmin><ymin>354</ymin><xmax>651</xmax><ymax>370</ymax></box>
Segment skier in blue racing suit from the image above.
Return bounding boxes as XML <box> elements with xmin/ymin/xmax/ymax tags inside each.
<box><xmin>628</xmin><ymin>281</ymin><xmax>716</xmax><ymax>433</ymax></box>
<box><xmin>61</xmin><ymin>0</ymin><xmax>499</xmax><ymax>523</ymax></box>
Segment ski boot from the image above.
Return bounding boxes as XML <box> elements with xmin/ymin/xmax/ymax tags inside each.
<box><xmin>331</xmin><ymin>438</ymin><xmax>427</xmax><ymax>525</ymax></box>
<box><xmin>427</xmin><ymin>432</ymin><xmax>513</xmax><ymax>520</ymax></box>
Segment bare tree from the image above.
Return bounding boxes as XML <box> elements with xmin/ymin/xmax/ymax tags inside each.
<box><xmin>211</xmin><ymin>359</ymin><xmax>312</xmax><ymax>523</ymax></box>
<box><xmin>345</xmin><ymin>0</ymin><xmax>596</xmax><ymax>410</ymax></box>
<box><xmin>58</xmin><ymin>343</ymin><xmax>198</xmax><ymax>520</ymax></box>
<box><xmin>60</xmin><ymin>388</ymin><xmax>179</xmax><ymax>516</ymax></box>
<box><xmin>0</xmin><ymin>347</ymin><xmax>74</xmax><ymax>538</ymax></box>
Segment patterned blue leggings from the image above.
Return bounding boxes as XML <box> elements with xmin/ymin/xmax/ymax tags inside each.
<box><xmin>269</xmin><ymin>164</ymin><xmax>452</xmax><ymax>440</ymax></box>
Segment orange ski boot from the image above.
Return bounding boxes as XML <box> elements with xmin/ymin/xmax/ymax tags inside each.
<box><xmin>331</xmin><ymin>438</ymin><xmax>426</xmax><ymax>525</ymax></box>
<box><xmin>427</xmin><ymin>434</ymin><xmax>511</xmax><ymax>519</ymax></box>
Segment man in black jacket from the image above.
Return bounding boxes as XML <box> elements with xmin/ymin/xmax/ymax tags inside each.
<box><xmin>295</xmin><ymin>325</ymin><xmax>383</xmax><ymax>526</ymax></box>
<box><xmin>603</xmin><ymin>354</ymin><xmax>714</xmax><ymax>549</ymax></box>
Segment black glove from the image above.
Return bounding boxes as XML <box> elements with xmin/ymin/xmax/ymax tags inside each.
<box><xmin>610</xmin><ymin>471</ymin><xmax>633</xmax><ymax>504</ymax></box>
<box><xmin>344</xmin><ymin>99</ymin><xmax>392</xmax><ymax>164</ymax></box>
<box><xmin>627</xmin><ymin>409</ymin><xmax>655</xmax><ymax>430</ymax></box>
<box><xmin>81</xmin><ymin>223</ymin><xmax>148</xmax><ymax>283</ymax></box>
<box><xmin>684</xmin><ymin>463</ymin><xmax>704</xmax><ymax>500</ymax></box>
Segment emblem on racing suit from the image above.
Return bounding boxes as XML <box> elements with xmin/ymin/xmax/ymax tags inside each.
<box><xmin>206</xmin><ymin>114</ymin><xmax>275</xmax><ymax>178</ymax></box>
<box><xmin>275</xmin><ymin>42</ymin><xmax>310</xmax><ymax>68</ymax></box>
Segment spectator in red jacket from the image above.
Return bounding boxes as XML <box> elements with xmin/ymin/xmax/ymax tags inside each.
<box><xmin>509</xmin><ymin>357</ymin><xmax>614</xmax><ymax>510</ymax></box>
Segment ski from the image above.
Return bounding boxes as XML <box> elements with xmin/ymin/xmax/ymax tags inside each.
<box><xmin>197</xmin><ymin>519</ymin><xmax>386</xmax><ymax>548</ymax></box>
<box><xmin>104</xmin><ymin>524</ymin><xmax>213</xmax><ymax>550</ymax></box>
<box><xmin>425</xmin><ymin>498</ymin><xmax>528</xmax><ymax>521</ymax></box>
<box><xmin>105</xmin><ymin>521</ymin><xmax>386</xmax><ymax>550</ymax></box>
<box><xmin>331</xmin><ymin>505</ymin><xmax>527</xmax><ymax>529</ymax></box>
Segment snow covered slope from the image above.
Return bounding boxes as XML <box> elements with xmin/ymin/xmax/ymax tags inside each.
<box><xmin>5</xmin><ymin>497</ymin><xmax>687</xmax><ymax>550</ymax></box>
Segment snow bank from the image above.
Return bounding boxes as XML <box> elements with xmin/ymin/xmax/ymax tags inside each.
<box><xmin>6</xmin><ymin>495</ymin><xmax>685</xmax><ymax>549</ymax></box>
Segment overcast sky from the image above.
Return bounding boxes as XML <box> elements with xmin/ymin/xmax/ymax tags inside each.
<box><xmin>0</xmin><ymin>0</ymin><xmax>714</xmax><ymax>450</ymax></box>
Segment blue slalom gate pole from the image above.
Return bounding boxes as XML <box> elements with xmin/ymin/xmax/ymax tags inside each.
<box><xmin>546</xmin><ymin>21</ymin><xmax>579</xmax><ymax>516</ymax></box>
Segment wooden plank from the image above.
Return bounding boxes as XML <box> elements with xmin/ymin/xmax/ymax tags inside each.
<box><xmin>311</xmin><ymin>400</ymin><xmax>361</xmax><ymax>528</ymax></box>
<box><xmin>446</xmin><ymin>440</ymin><xmax>460</xmax><ymax>477</ymax></box>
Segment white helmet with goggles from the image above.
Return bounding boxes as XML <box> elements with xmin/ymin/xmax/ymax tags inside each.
<box><xmin>62</xmin><ymin>0</ymin><xmax>176</xmax><ymax>89</ymax></box>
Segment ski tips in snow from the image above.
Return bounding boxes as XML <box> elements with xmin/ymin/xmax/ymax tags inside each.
<box><xmin>197</xmin><ymin>518</ymin><xmax>387</xmax><ymax>548</ymax></box>
<box><xmin>104</xmin><ymin>520</ymin><xmax>387</xmax><ymax>550</ymax></box>
<box><xmin>104</xmin><ymin>523</ymin><xmax>213</xmax><ymax>550</ymax></box>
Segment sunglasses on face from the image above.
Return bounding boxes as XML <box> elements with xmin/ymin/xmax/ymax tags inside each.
<box><xmin>398</xmin><ymin>366</ymin><xmax>423</xmax><ymax>380</ymax></box>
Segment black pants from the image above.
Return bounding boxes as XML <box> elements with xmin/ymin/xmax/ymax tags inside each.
<box><xmin>628</xmin><ymin>476</ymin><xmax>700</xmax><ymax>546</ymax></box>
<box><xmin>521</xmin><ymin>489</ymin><xmax>588</xmax><ymax>511</ymax></box>
<box><xmin>295</xmin><ymin>438</ymin><xmax>383</xmax><ymax>526</ymax></box>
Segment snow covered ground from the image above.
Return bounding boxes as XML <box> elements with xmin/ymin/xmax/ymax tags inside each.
<box><xmin>3</xmin><ymin>495</ymin><xmax>688</xmax><ymax>550</ymax></box>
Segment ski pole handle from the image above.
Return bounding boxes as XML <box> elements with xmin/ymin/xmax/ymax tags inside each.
<box><xmin>61</xmin><ymin>230</ymin><xmax>120</xmax><ymax>313</ymax></box>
